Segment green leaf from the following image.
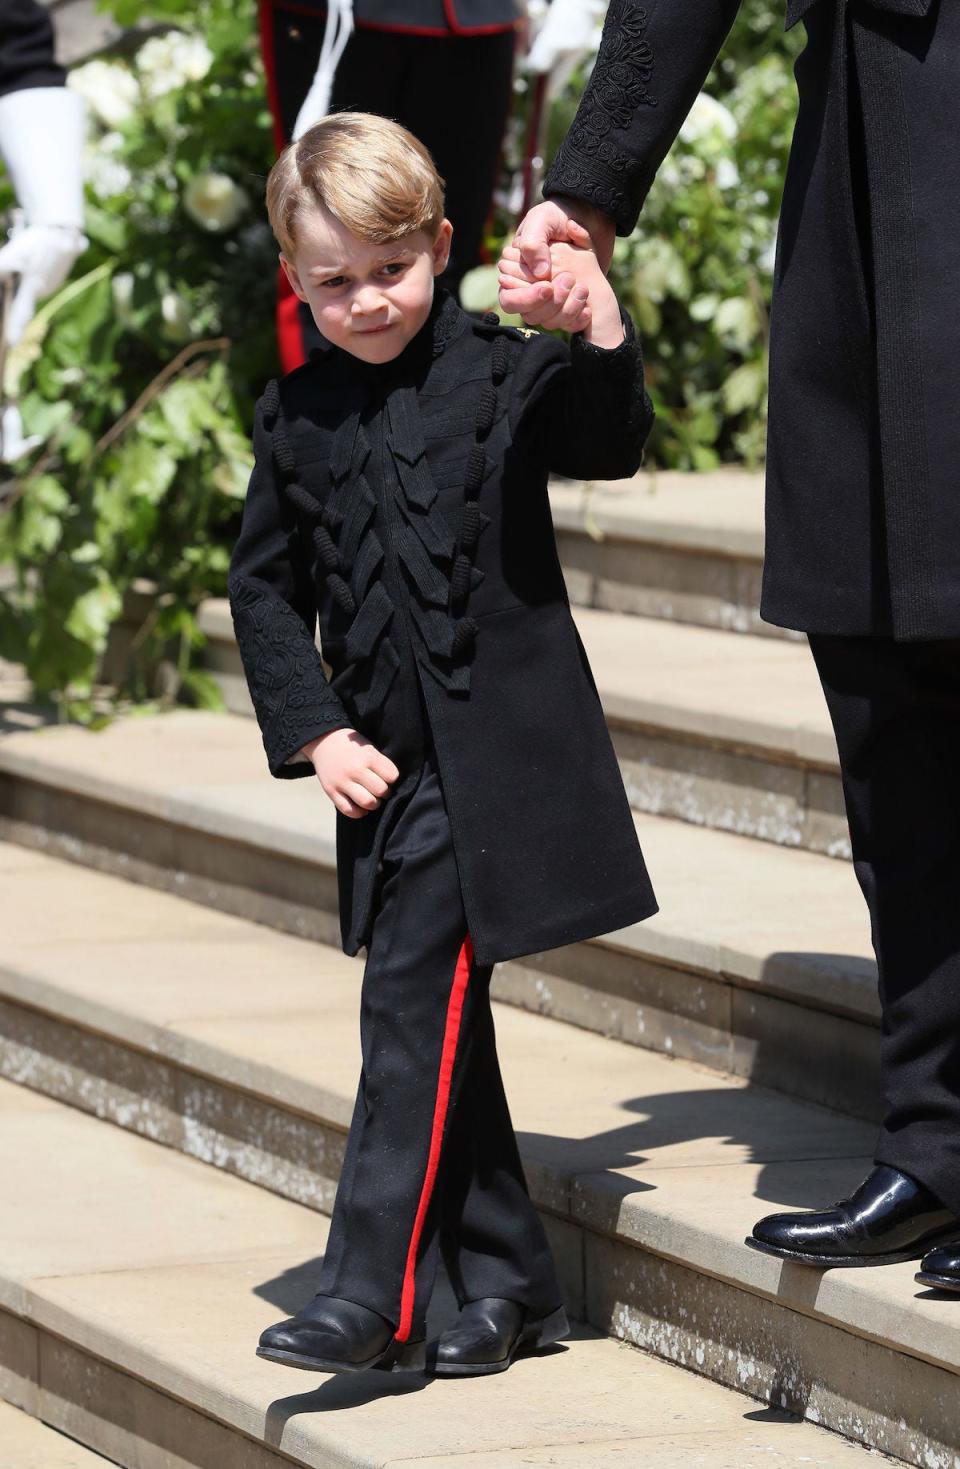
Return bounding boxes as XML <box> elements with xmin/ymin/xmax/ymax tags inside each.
<box><xmin>64</xmin><ymin>580</ymin><xmax>123</xmax><ymax>654</ymax></box>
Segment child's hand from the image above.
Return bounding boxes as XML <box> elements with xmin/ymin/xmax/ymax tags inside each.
<box><xmin>300</xmin><ymin>728</ymin><xmax>400</xmax><ymax>819</ymax></box>
<box><xmin>498</xmin><ymin>233</ymin><xmax>624</xmax><ymax>350</ymax></box>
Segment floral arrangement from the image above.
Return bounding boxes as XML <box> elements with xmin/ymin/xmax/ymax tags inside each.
<box><xmin>0</xmin><ymin>0</ymin><xmax>798</xmax><ymax>719</ymax></box>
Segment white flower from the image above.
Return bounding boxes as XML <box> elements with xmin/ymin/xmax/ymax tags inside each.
<box><xmin>714</xmin><ymin>296</ymin><xmax>759</xmax><ymax>351</ymax></box>
<box><xmin>680</xmin><ymin>92</ymin><xmax>737</xmax><ymax>145</ymax></box>
<box><xmin>183</xmin><ymin>172</ymin><xmax>248</xmax><ymax>232</ymax></box>
<box><xmin>85</xmin><ymin>138</ymin><xmax>132</xmax><ymax>200</ymax></box>
<box><xmin>715</xmin><ymin>158</ymin><xmax>741</xmax><ymax>191</ymax></box>
<box><xmin>137</xmin><ymin>31</ymin><xmax>213</xmax><ymax>100</ymax></box>
<box><xmin>112</xmin><ymin>271</ymin><xmax>135</xmax><ymax>324</ymax></box>
<box><xmin>161</xmin><ymin>290</ymin><xmax>192</xmax><ymax>340</ymax></box>
<box><xmin>68</xmin><ymin>59</ymin><xmax>139</xmax><ymax>128</ymax></box>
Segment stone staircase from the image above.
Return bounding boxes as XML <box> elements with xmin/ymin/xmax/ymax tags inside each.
<box><xmin>0</xmin><ymin>468</ymin><xmax>954</xmax><ymax>1469</ymax></box>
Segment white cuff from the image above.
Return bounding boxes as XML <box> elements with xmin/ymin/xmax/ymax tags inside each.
<box><xmin>0</xmin><ymin>87</ymin><xmax>87</xmax><ymax>230</ymax></box>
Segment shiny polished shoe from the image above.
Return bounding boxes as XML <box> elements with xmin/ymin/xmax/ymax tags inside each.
<box><xmin>432</xmin><ymin>1298</ymin><xmax>570</xmax><ymax>1377</ymax></box>
<box><xmin>916</xmin><ymin>1241</ymin><xmax>960</xmax><ymax>1292</ymax></box>
<box><xmin>257</xmin><ymin>1295</ymin><xmax>425</xmax><ymax>1373</ymax></box>
<box><xmin>745</xmin><ymin>1166</ymin><xmax>960</xmax><ymax>1268</ymax></box>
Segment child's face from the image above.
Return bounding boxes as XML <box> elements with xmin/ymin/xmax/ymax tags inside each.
<box><xmin>281</xmin><ymin>204</ymin><xmax>453</xmax><ymax>364</ymax></box>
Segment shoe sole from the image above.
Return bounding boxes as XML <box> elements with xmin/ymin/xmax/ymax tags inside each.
<box><xmin>914</xmin><ymin>1271</ymin><xmax>960</xmax><ymax>1293</ymax></box>
<box><xmin>256</xmin><ymin>1337</ymin><xmax>425</xmax><ymax>1374</ymax></box>
<box><xmin>745</xmin><ymin>1227</ymin><xmax>960</xmax><ymax>1269</ymax></box>
<box><xmin>432</xmin><ymin>1305</ymin><xmax>570</xmax><ymax>1377</ymax></box>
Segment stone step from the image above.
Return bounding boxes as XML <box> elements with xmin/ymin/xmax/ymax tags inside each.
<box><xmin>0</xmin><ymin>850</ymin><xmax>940</xmax><ymax>1466</ymax></box>
<box><xmin>0</xmin><ymin>709</ymin><xmax>879</xmax><ymax>1119</ymax></box>
<box><xmin>549</xmin><ymin>468</ymin><xmax>784</xmax><ymax>639</ymax></box>
<box><xmin>199</xmin><ymin>597</ymin><xmax>848</xmax><ymax>860</ymax></box>
<box><xmin>0</xmin><ymin>1079</ymin><xmax>893</xmax><ymax>1469</ymax></box>
<box><xmin>0</xmin><ymin>1398</ymin><xmax>113</xmax><ymax>1466</ymax></box>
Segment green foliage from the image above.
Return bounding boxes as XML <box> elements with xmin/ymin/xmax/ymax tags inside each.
<box><xmin>1</xmin><ymin>0</ymin><xmax>274</xmax><ymax>718</ymax></box>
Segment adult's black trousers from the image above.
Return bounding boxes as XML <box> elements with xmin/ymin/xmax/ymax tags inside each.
<box><xmin>269</xmin><ymin>9</ymin><xmax>515</xmax><ymax>302</ymax></box>
<box><xmin>809</xmin><ymin>633</ymin><xmax>960</xmax><ymax>1216</ymax></box>
<box><xmin>316</xmin><ymin>755</ymin><xmax>561</xmax><ymax>1343</ymax></box>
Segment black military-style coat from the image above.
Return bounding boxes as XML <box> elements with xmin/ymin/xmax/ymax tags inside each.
<box><xmin>544</xmin><ymin>0</ymin><xmax>960</xmax><ymax>641</ymax></box>
<box><xmin>228</xmin><ymin>291</ymin><xmax>658</xmax><ymax>965</ymax></box>
<box><xmin>1</xmin><ymin>0</ymin><xmax>66</xmax><ymax>95</ymax></box>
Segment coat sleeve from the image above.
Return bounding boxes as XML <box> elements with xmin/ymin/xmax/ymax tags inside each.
<box><xmin>227</xmin><ymin>391</ymin><xmax>352</xmax><ymax>779</ymax></box>
<box><xmin>507</xmin><ymin>306</ymin><xmax>654</xmax><ymax>481</ymax></box>
<box><xmin>0</xmin><ymin>0</ymin><xmax>66</xmax><ymax>97</ymax></box>
<box><xmin>542</xmin><ymin>0</ymin><xmax>743</xmax><ymax>235</ymax></box>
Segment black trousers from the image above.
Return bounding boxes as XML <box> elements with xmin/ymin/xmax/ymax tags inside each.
<box><xmin>810</xmin><ymin>633</ymin><xmax>960</xmax><ymax>1215</ymax></box>
<box><xmin>270</xmin><ymin>11</ymin><xmax>516</xmax><ymax>297</ymax></box>
<box><xmin>316</xmin><ymin>757</ymin><xmax>561</xmax><ymax>1343</ymax></box>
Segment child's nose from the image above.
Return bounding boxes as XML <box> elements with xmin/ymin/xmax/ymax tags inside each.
<box><xmin>352</xmin><ymin>285</ymin><xmax>387</xmax><ymax>316</ymax></box>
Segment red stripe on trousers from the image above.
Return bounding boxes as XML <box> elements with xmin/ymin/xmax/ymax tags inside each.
<box><xmin>395</xmin><ymin>934</ymin><xmax>474</xmax><ymax>1342</ymax></box>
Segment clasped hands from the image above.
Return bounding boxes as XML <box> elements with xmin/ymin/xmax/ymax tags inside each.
<box><xmin>497</xmin><ymin>197</ymin><xmax>617</xmax><ymax>339</ymax></box>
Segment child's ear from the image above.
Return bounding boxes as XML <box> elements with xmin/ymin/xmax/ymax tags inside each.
<box><xmin>432</xmin><ymin>219</ymin><xmax>453</xmax><ymax>277</ymax></box>
<box><xmin>279</xmin><ymin>252</ymin><xmax>309</xmax><ymax>303</ymax></box>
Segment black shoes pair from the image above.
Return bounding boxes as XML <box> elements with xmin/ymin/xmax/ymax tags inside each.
<box><xmin>746</xmin><ymin>1164</ymin><xmax>960</xmax><ymax>1289</ymax></box>
<box><xmin>257</xmin><ymin>1294</ymin><xmax>570</xmax><ymax>1377</ymax></box>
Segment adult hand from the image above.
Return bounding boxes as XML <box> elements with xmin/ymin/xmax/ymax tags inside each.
<box><xmin>301</xmin><ymin>727</ymin><xmax>400</xmax><ymax>819</ymax></box>
<box><xmin>499</xmin><ymin>197</ymin><xmax>616</xmax><ymax>327</ymax></box>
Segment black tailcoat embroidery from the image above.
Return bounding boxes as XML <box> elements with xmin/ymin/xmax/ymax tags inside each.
<box><xmin>228</xmin><ymin>291</ymin><xmax>658</xmax><ymax>964</ymax></box>
<box><xmin>544</xmin><ymin>0</ymin><xmax>960</xmax><ymax>640</ymax></box>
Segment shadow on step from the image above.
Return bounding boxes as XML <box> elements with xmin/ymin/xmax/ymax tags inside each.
<box><xmin>517</xmin><ymin>1081</ymin><xmax>874</xmax><ymax>1217</ymax></box>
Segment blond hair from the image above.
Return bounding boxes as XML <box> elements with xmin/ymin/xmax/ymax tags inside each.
<box><xmin>266</xmin><ymin>112</ymin><xmax>446</xmax><ymax>256</ymax></box>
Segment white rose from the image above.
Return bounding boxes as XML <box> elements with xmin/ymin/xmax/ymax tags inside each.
<box><xmin>680</xmin><ymin>92</ymin><xmax>737</xmax><ymax>145</ymax></box>
<box><xmin>138</xmin><ymin>31</ymin><xmax>213</xmax><ymax>100</ymax></box>
<box><xmin>68</xmin><ymin>59</ymin><xmax>139</xmax><ymax>129</ymax></box>
<box><xmin>183</xmin><ymin>172</ymin><xmax>248</xmax><ymax>232</ymax></box>
<box><xmin>161</xmin><ymin>290</ymin><xmax>192</xmax><ymax>340</ymax></box>
<box><xmin>85</xmin><ymin>143</ymin><xmax>132</xmax><ymax>200</ymax></box>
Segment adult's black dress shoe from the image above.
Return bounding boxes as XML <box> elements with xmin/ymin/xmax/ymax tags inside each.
<box><xmin>916</xmin><ymin>1241</ymin><xmax>960</xmax><ymax>1292</ymax></box>
<box><xmin>432</xmin><ymin>1298</ymin><xmax>569</xmax><ymax>1377</ymax></box>
<box><xmin>257</xmin><ymin>1295</ymin><xmax>425</xmax><ymax>1373</ymax></box>
<box><xmin>746</xmin><ymin>1166</ymin><xmax>960</xmax><ymax>1267</ymax></box>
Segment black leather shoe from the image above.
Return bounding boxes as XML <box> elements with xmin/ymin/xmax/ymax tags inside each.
<box><xmin>916</xmin><ymin>1241</ymin><xmax>960</xmax><ymax>1292</ymax></box>
<box><xmin>745</xmin><ymin>1166</ymin><xmax>960</xmax><ymax>1268</ymax></box>
<box><xmin>432</xmin><ymin>1298</ymin><xmax>569</xmax><ymax>1377</ymax></box>
<box><xmin>257</xmin><ymin>1295</ymin><xmax>425</xmax><ymax>1373</ymax></box>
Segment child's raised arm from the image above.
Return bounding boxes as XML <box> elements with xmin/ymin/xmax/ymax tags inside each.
<box><xmin>501</xmin><ymin>274</ymin><xmax>654</xmax><ymax>483</ymax></box>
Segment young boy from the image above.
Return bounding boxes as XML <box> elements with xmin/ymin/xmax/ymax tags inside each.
<box><xmin>228</xmin><ymin>112</ymin><xmax>657</xmax><ymax>1378</ymax></box>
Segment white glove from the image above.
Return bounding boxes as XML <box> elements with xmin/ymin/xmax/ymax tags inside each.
<box><xmin>525</xmin><ymin>0</ymin><xmax>606</xmax><ymax>77</ymax></box>
<box><xmin>0</xmin><ymin>219</ymin><xmax>86</xmax><ymax>343</ymax></box>
<box><xmin>0</xmin><ymin>86</ymin><xmax>87</xmax><ymax>344</ymax></box>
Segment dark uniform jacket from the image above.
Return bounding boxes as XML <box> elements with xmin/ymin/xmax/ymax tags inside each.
<box><xmin>271</xmin><ymin>1</ymin><xmax>518</xmax><ymax>37</ymax></box>
<box><xmin>228</xmin><ymin>291</ymin><xmax>658</xmax><ymax>965</ymax></box>
<box><xmin>544</xmin><ymin>0</ymin><xmax>959</xmax><ymax>641</ymax></box>
<box><xmin>1</xmin><ymin>0</ymin><xmax>66</xmax><ymax>95</ymax></box>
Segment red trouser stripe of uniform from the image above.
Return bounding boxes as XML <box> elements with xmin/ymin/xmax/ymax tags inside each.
<box><xmin>395</xmin><ymin>934</ymin><xmax>474</xmax><ymax>1342</ymax></box>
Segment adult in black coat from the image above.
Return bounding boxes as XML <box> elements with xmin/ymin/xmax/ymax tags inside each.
<box><xmin>503</xmin><ymin>0</ymin><xmax>960</xmax><ymax>1283</ymax></box>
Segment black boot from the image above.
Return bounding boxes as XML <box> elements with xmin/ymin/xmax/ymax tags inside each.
<box><xmin>916</xmin><ymin>1241</ymin><xmax>960</xmax><ymax>1292</ymax></box>
<box><xmin>746</xmin><ymin>1165</ymin><xmax>960</xmax><ymax>1267</ymax></box>
<box><xmin>432</xmin><ymin>1298</ymin><xmax>569</xmax><ymax>1377</ymax></box>
<box><xmin>257</xmin><ymin>1295</ymin><xmax>425</xmax><ymax>1373</ymax></box>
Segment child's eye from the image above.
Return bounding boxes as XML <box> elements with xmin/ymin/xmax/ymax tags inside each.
<box><xmin>321</xmin><ymin>276</ymin><xmax>347</xmax><ymax>289</ymax></box>
<box><xmin>380</xmin><ymin>262</ymin><xmax>406</xmax><ymax>277</ymax></box>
